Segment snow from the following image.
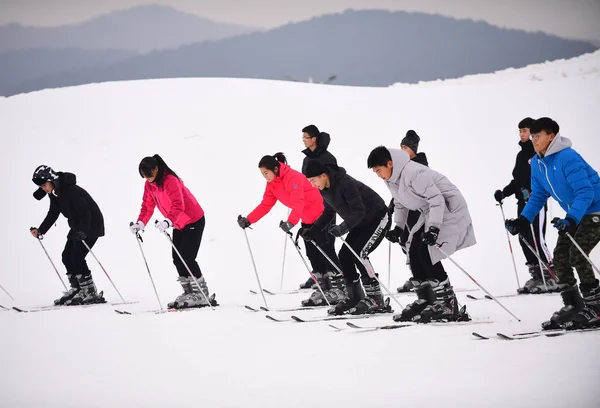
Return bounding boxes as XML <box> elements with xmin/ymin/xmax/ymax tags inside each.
<box><xmin>1</xmin><ymin>50</ymin><xmax>600</xmax><ymax>408</ymax></box>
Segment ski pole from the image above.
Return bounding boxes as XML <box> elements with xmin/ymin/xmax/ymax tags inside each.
<box><xmin>497</xmin><ymin>203</ymin><xmax>520</xmax><ymax>288</ymax></box>
<box><xmin>130</xmin><ymin>223</ymin><xmax>162</xmax><ymax>310</ymax></box>
<box><xmin>518</xmin><ymin>235</ymin><xmax>558</xmax><ymax>280</ymax></box>
<box><xmin>242</xmin><ymin>228</ymin><xmax>269</xmax><ymax>309</ymax></box>
<box><xmin>0</xmin><ymin>282</ymin><xmax>14</xmax><ymax>301</ymax></box>
<box><xmin>529</xmin><ymin>224</ymin><xmax>548</xmax><ymax>291</ymax></box>
<box><xmin>434</xmin><ymin>243</ymin><xmax>520</xmax><ymax>321</ymax></box>
<box><xmin>31</xmin><ymin>229</ymin><xmax>67</xmax><ymax>291</ymax></box>
<box><xmin>551</xmin><ymin>218</ymin><xmax>600</xmax><ymax>278</ymax></box>
<box><xmin>288</xmin><ymin>233</ymin><xmax>330</xmax><ymax>306</ymax></box>
<box><xmin>81</xmin><ymin>240</ymin><xmax>126</xmax><ymax>303</ymax></box>
<box><xmin>388</xmin><ymin>241</ymin><xmax>392</xmax><ymax>289</ymax></box>
<box><xmin>156</xmin><ymin>224</ymin><xmax>214</xmax><ymax>311</ymax></box>
<box><xmin>339</xmin><ymin>237</ymin><xmax>404</xmax><ymax>309</ymax></box>
<box><xmin>280</xmin><ymin>208</ymin><xmax>291</xmax><ymax>291</ymax></box>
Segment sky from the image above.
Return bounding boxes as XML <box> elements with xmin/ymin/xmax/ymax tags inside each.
<box><xmin>1</xmin><ymin>0</ymin><xmax>600</xmax><ymax>43</ymax></box>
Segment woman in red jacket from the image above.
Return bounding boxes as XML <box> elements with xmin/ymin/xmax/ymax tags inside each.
<box><xmin>238</xmin><ymin>153</ymin><xmax>343</xmax><ymax>304</ymax></box>
<box><xmin>130</xmin><ymin>154</ymin><xmax>214</xmax><ymax>309</ymax></box>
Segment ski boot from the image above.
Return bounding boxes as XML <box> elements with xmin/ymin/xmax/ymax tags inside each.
<box><xmin>393</xmin><ymin>280</ymin><xmax>436</xmax><ymax>322</ymax></box>
<box><xmin>67</xmin><ymin>275</ymin><xmax>106</xmax><ymax>305</ymax></box>
<box><xmin>170</xmin><ymin>276</ymin><xmax>217</xmax><ymax>309</ymax></box>
<box><xmin>54</xmin><ymin>275</ymin><xmax>80</xmax><ymax>305</ymax></box>
<box><xmin>327</xmin><ymin>279</ymin><xmax>364</xmax><ymax>315</ymax></box>
<box><xmin>348</xmin><ymin>275</ymin><xmax>392</xmax><ymax>315</ymax></box>
<box><xmin>419</xmin><ymin>279</ymin><xmax>470</xmax><ymax>323</ymax></box>
<box><xmin>541</xmin><ymin>285</ymin><xmax>586</xmax><ymax>330</ymax></box>
<box><xmin>167</xmin><ymin>276</ymin><xmax>193</xmax><ymax>308</ymax></box>
<box><xmin>518</xmin><ymin>263</ymin><xmax>559</xmax><ymax>294</ymax></box>
<box><xmin>299</xmin><ymin>275</ymin><xmax>315</xmax><ymax>289</ymax></box>
<box><xmin>564</xmin><ymin>282</ymin><xmax>600</xmax><ymax>330</ymax></box>
<box><xmin>397</xmin><ymin>278</ymin><xmax>421</xmax><ymax>293</ymax></box>
<box><xmin>301</xmin><ymin>271</ymin><xmax>346</xmax><ymax>307</ymax></box>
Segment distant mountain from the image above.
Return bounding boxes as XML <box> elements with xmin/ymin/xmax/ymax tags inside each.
<box><xmin>0</xmin><ymin>4</ymin><xmax>257</xmax><ymax>53</ymax></box>
<box><xmin>4</xmin><ymin>9</ymin><xmax>597</xmax><ymax>96</ymax></box>
<box><xmin>0</xmin><ymin>48</ymin><xmax>136</xmax><ymax>95</ymax></box>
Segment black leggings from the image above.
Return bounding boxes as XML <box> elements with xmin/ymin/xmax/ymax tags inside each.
<box><xmin>408</xmin><ymin>225</ymin><xmax>447</xmax><ymax>282</ymax></box>
<box><xmin>303</xmin><ymin>222</ymin><xmax>340</xmax><ymax>274</ymax></box>
<box><xmin>62</xmin><ymin>236</ymin><xmax>99</xmax><ymax>279</ymax></box>
<box><xmin>172</xmin><ymin>217</ymin><xmax>205</xmax><ymax>279</ymax></box>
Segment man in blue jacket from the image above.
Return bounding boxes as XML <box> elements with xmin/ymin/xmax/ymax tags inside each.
<box><xmin>505</xmin><ymin>117</ymin><xmax>600</xmax><ymax>330</ymax></box>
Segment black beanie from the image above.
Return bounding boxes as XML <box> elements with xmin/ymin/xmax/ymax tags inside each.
<box><xmin>401</xmin><ymin>130</ymin><xmax>420</xmax><ymax>153</ymax></box>
<box><xmin>518</xmin><ymin>117</ymin><xmax>534</xmax><ymax>129</ymax></box>
<box><xmin>302</xmin><ymin>124</ymin><xmax>320</xmax><ymax>140</ymax></box>
<box><xmin>304</xmin><ymin>160</ymin><xmax>328</xmax><ymax>178</ymax></box>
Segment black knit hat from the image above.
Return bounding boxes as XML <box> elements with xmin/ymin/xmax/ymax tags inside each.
<box><xmin>518</xmin><ymin>117</ymin><xmax>534</xmax><ymax>129</ymax></box>
<box><xmin>401</xmin><ymin>130</ymin><xmax>420</xmax><ymax>153</ymax></box>
<box><xmin>302</xmin><ymin>124</ymin><xmax>320</xmax><ymax>140</ymax></box>
<box><xmin>304</xmin><ymin>160</ymin><xmax>328</xmax><ymax>178</ymax></box>
<box><xmin>530</xmin><ymin>117</ymin><xmax>559</xmax><ymax>135</ymax></box>
<box><xmin>32</xmin><ymin>165</ymin><xmax>59</xmax><ymax>186</ymax></box>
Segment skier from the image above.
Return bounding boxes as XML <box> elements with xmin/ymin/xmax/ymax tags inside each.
<box><xmin>504</xmin><ymin>117</ymin><xmax>600</xmax><ymax>330</ymax></box>
<box><xmin>368</xmin><ymin>146</ymin><xmax>476</xmax><ymax>323</ymax></box>
<box><xmin>303</xmin><ymin>160</ymin><xmax>392</xmax><ymax>315</ymax></box>
<box><xmin>130</xmin><ymin>154</ymin><xmax>214</xmax><ymax>309</ymax></box>
<box><xmin>386</xmin><ymin>130</ymin><xmax>431</xmax><ymax>293</ymax></box>
<box><xmin>30</xmin><ymin>165</ymin><xmax>106</xmax><ymax>305</ymax></box>
<box><xmin>237</xmin><ymin>153</ymin><xmax>344</xmax><ymax>305</ymax></box>
<box><xmin>494</xmin><ymin>117</ymin><xmax>555</xmax><ymax>293</ymax></box>
<box><xmin>298</xmin><ymin>124</ymin><xmax>339</xmax><ymax>291</ymax></box>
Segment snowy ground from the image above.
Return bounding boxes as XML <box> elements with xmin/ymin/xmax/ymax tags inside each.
<box><xmin>1</xmin><ymin>50</ymin><xmax>600</xmax><ymax>407</ymax></box>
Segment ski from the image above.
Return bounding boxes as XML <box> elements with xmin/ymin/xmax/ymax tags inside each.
<box><xmin>346</xmin><ymin>319</ymin><xmax>491</xmax><ymax>332</ymax></box>
<box><xmin>116</xmin><ymin>294</ymin><xmax>217</xmax><ymax>315</ymax></box>
<box><xmin>244</xmin><ymin>305</ymin><xmax>260</xmax><ymax>312</ymax></box>
<box><xmin>249</xmin><ymin>288</ymin><xmax>308</xmax><ymax>296</ymax></box>
<box><xmin>497</xmin><ymin>326</ymin><xmax>600</xmax><ymax>340</ymax></box>
<box><xmin>345</xmin><ymin>321</ymin><xmax>413</xmax><ymax>332</ymax></box>
<box><xmin>0</xmin><ymin>304</ymin><xmax>10</xmax><ymax>311</ymax></box>
<box><xmin>260</xmin><ymin>305</ymin><xmax>327</xmax><ymax>312</ymax></box>
<box><xmin>264</xmin><ymin>314</ymin><xmax>377</xmax><ymax>323</ymax></box>
<box><xmin>13</xmin><ymin>303</ymin><xmax>108</xmax><ymax>313</ymax></box>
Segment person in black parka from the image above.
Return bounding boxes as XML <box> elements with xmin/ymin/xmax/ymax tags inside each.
<box><xmin>30</xmin><ymin>165</ymin><xmax>106</xmax><ymax>306</ymax></box>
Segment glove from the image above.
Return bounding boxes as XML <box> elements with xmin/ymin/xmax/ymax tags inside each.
<box><xmin>493</xmin><ymin>189</ymin><xmax>504</xmax><ymax>203</ymax></box>
<box><xmin>328</xmin><ymin>223</ymin><xmax>349</xmax><ymax>237</ymax></box>
<box><xmin>519</xmin><ymin>188</ymin><xmax>530</xmax><ymax>202</ymax></box>
<box><xmin>422</xmin><ymin>226</ymin><xmax>440</xmax><ymax>246</ymax></box>
<box><xmin>300</xmin><ymin>227</ymin><xmax>315</xmax><ymax>241</ymax></box>
<box><xmin>130</xmin><ymin>221</ymin><xmax>145</xmax><ymax>234</ymax></box>
<box><xmin>70</xmin><ymin>230</ymin><xmax>87</xmax><ymax>241</ymax></box>
<box><xmin>504</xmin><ymin>216</ymin><xmax>529</xmax><ymax>236</ymax></box>
<box><xmin>279</xmin><ymin>221</ymin><xmax>294</xmax><ymax>233</ymax></box>
<box><xmin>155</xmin><ymin>219</ymin><xmax>173</xmax><ymax>233</ymax></box>
<box><xmin>237</xmin><ymin>215</ymin><xmax>251</xmax><ymax>229</ymax></box>
<box><xmin>552</xmin><ymin>217</ymin><xmax>577</xmax><ymax>236</ymax></box>
<box><xmin>29</xmin><ymin>227</ymin><xmax>43</xmax><ymax>240</ymax></box>
<box><xmin>385</xmin><ymin>226</ymin><xmax>403</xmax><ymax>243</ymax></box>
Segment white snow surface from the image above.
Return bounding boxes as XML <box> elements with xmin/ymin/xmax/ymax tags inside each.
<box><xmin>1</xmin><ymin>51</ymin><xmax>600</xmax><ymax>408</ymax></box>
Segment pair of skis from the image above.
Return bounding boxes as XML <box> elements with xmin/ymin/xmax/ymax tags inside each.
<box><xmin>114</xmin><ymin>294</ymin><xmax>218</xmax><ymax>315</ymax></box>
<box><xmin>10</xmin><ymin>299</ymin><xmax>137</xmax><ymax>313</ymax></box>
<box><xmin>473</xmin><ymin>326</ymin><xmax>600</xmax><ymax>340</ymax></box>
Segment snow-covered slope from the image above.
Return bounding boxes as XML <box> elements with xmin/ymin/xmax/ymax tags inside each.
<box><xmin>1</xmin><ymin>51</ymin><xmax>599</xmax><ymax>408</ymax></box>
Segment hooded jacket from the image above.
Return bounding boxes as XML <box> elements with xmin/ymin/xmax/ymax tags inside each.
<box><xmin>301</xmin><ymin>132</ymin><xmax>337</xmax><ymax>176</ymax></box>
<box><xmin>36</xmin><ymin>172</ymin><xmax>105</xmax><ymax>238</ymax></box>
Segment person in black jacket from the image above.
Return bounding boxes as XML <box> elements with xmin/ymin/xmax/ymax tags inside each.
<box><xmin>385</xmin><ymin>130</ymin><xmax>432</xmax><ymax>293</ymax></box>
<box><xmin>494</xmin><ymin>118</ymin><xmax>555</xmax><ymax>294</ymax></box>
<box><xmin>30</xmin><ymin>165</ymin><xmax>106</xmax><ymax>306</ymax></box>
<box><xmin>303</xmin><ymin>160</ymin><xmax>392</xmax><ymax>316</ymax></box>
<box><xmin>298</xmin><ymin>124</ymin><xmax>341</xmax><ymax>292</ymax></box>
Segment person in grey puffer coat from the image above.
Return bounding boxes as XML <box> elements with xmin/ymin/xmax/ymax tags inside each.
<box><xmin>368</xmin><ymin>146</ymin><xmax>476</xmax><ymax>323</ymax></box>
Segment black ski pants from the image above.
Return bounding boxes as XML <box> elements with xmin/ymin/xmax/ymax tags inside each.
<box><xmin>172</xmin><ymin>216</ymin><xmax>205</xmax><ymax>279</ymax></box>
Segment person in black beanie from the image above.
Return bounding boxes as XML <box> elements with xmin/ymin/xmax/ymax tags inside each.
<box><xmin>387</xmin><ymin>130</ymin><xmax>430</xmax><ymax>293</ymax></box>
<box><xmin>298</xmin><ymin>124</ymin><xmax>339</xmax><ymax>290</ymax></box>
<box><xmin>303</xmin><ymin>160</ymin><xmax>392</xmax><ymax>316</ymax></box>
<box><xmin>494</xmin><ymin>117</ymin><xmax>556</xmax><ymax>294</ymax></box>
<box><xmin>30</xmin><ymin>165</ymin><xmax>106</xmax><ymax>306</ymax></box>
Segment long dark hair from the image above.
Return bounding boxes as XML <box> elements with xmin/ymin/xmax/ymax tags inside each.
<box><xmin>258</xmin><ymin>152</ymin><xmax>287</xmax><ymax>176</ymax></box>
<box><xmin>139</xmin><ymin>154</ymin><xmax>179</xmax><ymax>186</ymax></box>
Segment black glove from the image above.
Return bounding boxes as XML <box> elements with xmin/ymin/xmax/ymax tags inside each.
<box><xmin>70</xmin><ymin>230</ymin><xmax>87</xmax><ymax>241</ymax></box>
<box><xmin>279</xmin><ymin>221</ymin><xmax>293</xmax><ymax>233</ymax></box>
<box><xmin>328</xmin><ymin>223</ymin><xmax>349</xmax><ymax>237</ymax></box>
<box><xmin>385</xmin><ymin>226</ymin><xmax>403</xmax><ymax>243</ymax></box>
<box><xmin>494</xmin><ymin>189</ymin><xmax>504</xmax><ymax>203</ymax></box>
<box><xmin>552</xmin><ymin>217</ymin><xmax>577</xmax><ymax>236</ymax></box>
<box><xmin>517</xmin><ymin>188</ymin><xmax>530</xmax><ymax>202</ymax></box>
<box><xmin>422</xmin><ymin>226</ymin><xmax>440</xmax><ymax>246</ymax></box>
<box><xmin>237</xmin><ymin>215</ymin><xmax>251</xmax><ymax>229</ymax></box>
<box><xmin>504</xmin><ymin>216</ymin><xmax>530</xmax><ymax>236</ymax></box>
<box><xmin>300</xmin><ymin>227</ymin><xmax>315</xmax><ymax>241</ymax></box>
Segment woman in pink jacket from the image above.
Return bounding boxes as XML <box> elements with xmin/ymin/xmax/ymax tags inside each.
<box><xmin>238</xmin><ymin>153</ymin><xmax>342</xmax><ymax>303</ymax></box>
<box><xmin>130</xmin><ymin>154</ymin><xmax>214</xmax><ymax>309</ymax></box>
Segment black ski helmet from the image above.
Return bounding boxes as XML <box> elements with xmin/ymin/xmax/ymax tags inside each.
<box><xmin>32</xmin><ymin>165</ymin><xmax>59</xmax><ymax>186</ymax></box>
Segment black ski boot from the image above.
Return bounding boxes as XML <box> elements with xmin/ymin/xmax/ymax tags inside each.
<box><xmin>397</xmin><ymin>278</ymin><xmax>421</xmax><ymax>293</ymax></box>
<box><xmin>419</xmin><ymin>279</ymin><xmax>470</xmax><ymax>323</ymax></box>
<box><xmin>519</xmin><ymin>263</ymin><xmax>559</xmax><ymax>294</ymax></box>
<box><xmin>67</xmin><ymin>275</ymin><xmax>106</xmax><ymax>305</ymax></box>
<box><xmin>348</xmin><ymin>276</ymin><xmax>393</xmax><ymax>315</ymax></box>
<box><xmin>541</xmin><ymin>285</ymin><xmax>585</xmax><ymax>330</ymax></box>
<box><xmin>327</xmin><ymin>279</ymin><xmax>364</xmax><ymax>315</ymax></box>
<box><xmin>302</xmin><ymin>271</ymin><xmax>346</xmax><ymax>306</ymax></box>
<box><xmin>565</xmin><ymin>282</ymin><xmax>600</xmax><ymax>330</ymax></box>
<box><xmin>54</xmin><ymin>275</ymin><xmax>80</xmax><ymax>305</ymax></box>
<box><xmin>393</xmin><ymin>281</ymin><xmax>436</xmax><ymax>322</ymax></box>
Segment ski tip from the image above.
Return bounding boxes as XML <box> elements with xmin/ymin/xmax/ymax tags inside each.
<box><xmin>249</xmin><ymin>289</ymin><xmax>258</xmax><ymax>295</ymax></box>
<box><xmin>259</xmin><ymin>306</ymin><xmax>269</xmax><ymax>312</ymax></box>
<box><xmin>291</xmin><ymin>315</ymin><xmax>305</xmax><ymax>323</ymax></box>
<box><xmin>265</xmin><ymin>315</ymin><xmax>281</xmax><ymax>322</ymax></box>
<box><xmin>244</xmin><ymin>305</ymin><xmax>258</xmax><ymax>312</ymax></box>
<box><xmin>496</xmin><ymin>333</ymin><xmax>514</xmax><ymax>340</ymax></box>
<box><xmin>472</xmin><ymin>332</ymin><xmax>489</xmax><ymax>340</ymax></box>
<box><xmin>12</xmin><ymin>307</ymin><xmax>26</xmax><ymax>313</ymax></box>
<box><xmin>485</xmin><ymin>295</ymin><xmax>493</xmax><ymax>300</ymax></box>
<box><xmin>466</xmin><ymin>294</ymin><xmax>477</xmax><ymax>300</ymax></box>
<box><xmin>262</xmin><ymin>289</ymin><xmax>276</xmax><ymax>295</ymax></box>
<box><xmin>346</xmin><ymin>322</ymin><xmax>361</xmax><ymax>329</ymax></box>
<box><xmin>329</xmin><ymin>324</ymin><xmax>343</xmax><ymax>331</ymax></box>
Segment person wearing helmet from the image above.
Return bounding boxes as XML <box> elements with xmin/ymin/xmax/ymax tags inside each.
<box><xmin>30</xmin><ymin>165</ymin><xmax>106</xmax><ymax>306</ymax></box>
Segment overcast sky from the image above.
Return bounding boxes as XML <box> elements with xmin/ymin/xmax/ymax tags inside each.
<box><xmin>1</xmin><ymin>0</ymin><xmax>599</xmax><ymax>42</ymax></box>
